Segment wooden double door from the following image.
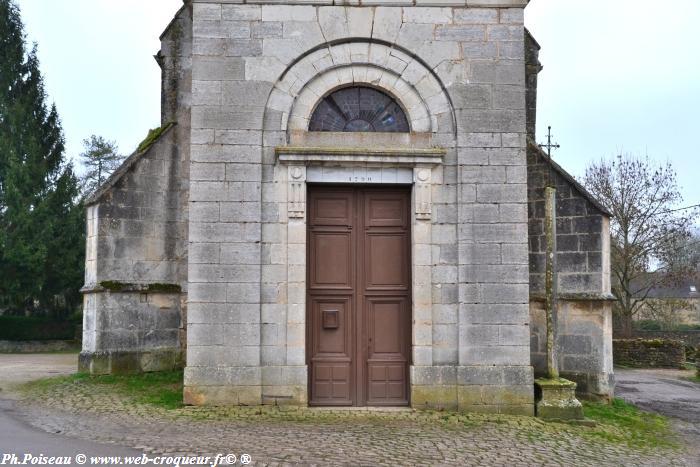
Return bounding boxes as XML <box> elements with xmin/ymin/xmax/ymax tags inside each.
<box><xmin>307</xmin><ymin>185</ymin><xmax>412</xmax><ymax>406</ymax></box>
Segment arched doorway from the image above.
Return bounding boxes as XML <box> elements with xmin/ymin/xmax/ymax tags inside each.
<box><xmin>306</xmin><ymin>86</ymin><xmax>412</xmax><ymax>406</ymax></box>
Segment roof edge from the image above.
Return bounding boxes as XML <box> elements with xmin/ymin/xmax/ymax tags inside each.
<box><xmin>84</xmin><ymin>122</ymin><xmax>177</xmax><ymax>206</ymax></box>
<box><xmin>527</xmin><ymin>138</ymin><xmax>613</xmax><ymax>218</ymax></box>
<box><xmin>159</xmin><ymin>3</ymin><xmax>188</xmax><ymax>41</ymax></box>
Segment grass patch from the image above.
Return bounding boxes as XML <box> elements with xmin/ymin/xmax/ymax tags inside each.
<box><xmin>24</xmin><ymin>370</ymin><xmax>184</xmax><ymax>410</ymax></box>
<box><xmin>582</xmin><ymin>398</ymin><xmax>679</xmax><ymax>449</ymax></box>
<box><xmin>18</xmin><ymin>373</ymin><xmax>683</xmax><ymax>453</ymax></box>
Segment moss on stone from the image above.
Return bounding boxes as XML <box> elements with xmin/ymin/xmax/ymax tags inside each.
<box><xmin>97</xmin><ymin>281</ymin><xmax>181</xmax><ymax>293</ymax></box>
<box><xmin>137</xmin><ymin>122</ymin><xmax>175</xmax><ymax>153</ymax></box>
<box><xmin>99</xmin><ymin>280</ymin><xmax>133</xmax><ymax>291</ymax></box>
<box><xmin>535</xmin><ymin>377</ymin><xmax>577</xmax><ymax>388</ymax></box>
<box><xmin>146</xmin><ymin>283</ymin><xmax>182</xmax><ymax>293</ymax></box>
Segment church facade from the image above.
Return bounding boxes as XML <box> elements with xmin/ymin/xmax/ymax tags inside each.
<box><xmin>81</xmin><ymin>0</ymin><xmax>614</xmax><ymax>414</ymax></box>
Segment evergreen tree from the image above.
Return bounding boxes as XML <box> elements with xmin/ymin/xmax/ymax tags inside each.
<box><xmin>0</xmin><ymin>0</ymin><xmax>84</xmax><ymax>316</ymax></box>
<box><xmin>79</xmin><ymin>135</ymin><xmax>123</xmax><ymax>196</ymax></box>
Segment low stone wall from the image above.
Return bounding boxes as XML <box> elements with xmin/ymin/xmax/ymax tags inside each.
<box><xmin>631</xmin><ymin>330</ymin><xmax>700</xmax><ymax>347</ymax></box>
<box><xmin>613</xmin><ymin>339</ymin><xmax>685</xmax><ymax>368</ymax></box>
<box><xmin>0</xmin><ymin>340</ymin><xmax>80</xmax><ymax>353</ymax></box>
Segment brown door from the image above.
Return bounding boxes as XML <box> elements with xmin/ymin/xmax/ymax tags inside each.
<box><xmin>307</xmin><ymin>186</ymin><xmax>411</xmax><ymax>406</ymax></box>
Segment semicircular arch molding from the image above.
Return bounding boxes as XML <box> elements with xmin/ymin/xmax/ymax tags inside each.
<box><xmin>262</xmin><ymin>41</ymin><xmax>455</xmax><ymax>137</ymax></box>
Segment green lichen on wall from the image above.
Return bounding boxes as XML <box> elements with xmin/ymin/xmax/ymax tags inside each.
<box><xmin>146</xmin><ymin>283</ymin><xmax>181</xmax><ymax>293</ymax></box>
<box><xmin>98</xmin><ymin>281</ymin><xmax>181</xmax><ymax>293</ymax></box>
<box><xmin>99</xmin><ymin>280</ymin><xmax>133</xmax><ymax>291</ymax></box>
<box><xmin>137</xmin><ymin>122</ymin><xmax>175</xmax><ymax>153</ymax></box>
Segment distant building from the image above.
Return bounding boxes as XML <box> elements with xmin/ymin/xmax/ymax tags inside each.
<box><xmin>634</xmin><ymin>273</ymin><xmax>700</xmax><ymax>327</ymax></box>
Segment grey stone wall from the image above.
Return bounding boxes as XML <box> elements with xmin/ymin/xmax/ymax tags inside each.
<box><xmin>527</xmin><ymin>144</ymin><xmax>610</xmax><ymax>295</ymax></box>
<box><xmin>184</xmin><ymin>2</ymin><xmax>533</xmax><ymax>413</ymax></box>
<box><xmin>80</xmin><ymin>6</ymin><xmax>192</xmax><ymax>374</ymax></box>
<box><xmin>632</xmin><ymin>330</ymin><xmax>700</xmax><ymax>347</ymax></box>
<box><xmin>613</xmin><ymin>338</ymin><xmax>685</xmax><ymax>369</ymax></box>
<box><xmin>526</xmin><ymin>143</ymin><xmax>614</xmax><ymax>399</ymax></box>
<box><xmin>524</xmin><ymin>30</ymin><xmax>541</xmax><ymax>141</ymax></box>
<box><xmin>530</xmin><ymin>299</ymin><xmax>614</xmax><ymax>399</ymax></box>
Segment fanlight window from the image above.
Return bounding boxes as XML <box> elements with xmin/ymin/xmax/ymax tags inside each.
<box><xmin>308</xmin><ymin>86</ymin><xmax>410</xmax><ymax>133</ymax></box>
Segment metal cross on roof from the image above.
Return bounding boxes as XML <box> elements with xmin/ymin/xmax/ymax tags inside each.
<box><xmin>538</xmin><ymin>125</ymin><xmax>561</xmax><ymax>159</ymax></box>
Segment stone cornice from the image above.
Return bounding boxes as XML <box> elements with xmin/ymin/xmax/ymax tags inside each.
<box><xmin>191</xmin><ymin>1</ymin><xmax>529</xmax><ymax>6</ymax></box>
<box><xmin>81</xmin><ymin>281</ymin><xmax>183</xmax><ymax>294</ymax></box>
<box><xmin>276</xmin><ymin>146</ymin><xmax>445</xmax><ymax>166</ymax></box>
<box><xmin>530</xmin><ymin>292</ymin><xmax>617</xmax><ymax>303</ymax></box>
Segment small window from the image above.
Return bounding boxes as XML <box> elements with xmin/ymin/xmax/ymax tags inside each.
<box><xmin>309</xmin><ymin>86</ymin><xmax>410</xmax><ymax>133</ymax></box>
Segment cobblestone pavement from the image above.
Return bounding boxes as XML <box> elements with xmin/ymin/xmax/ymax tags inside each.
<box><xmin>12</xmin><ymin>379</ymin><xmax>692</xmax><ymax>467</ymax></box>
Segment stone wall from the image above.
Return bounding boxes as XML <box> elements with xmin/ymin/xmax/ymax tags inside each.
<box><xmin>527</xmin><ymin>143</ymin><xmax>614</xmax><ymax>399</ymax></box>
<box><xmin>613</xmin><ymin>339</ymin><xmax>686</xmax><ymax>369</ymax></box>
<box><xmin>80</xmin><ymin>6</ymin><xmax>192</xmax><ymax>375</ymax></box>
<box><xmin>184</xmin><ymin>1</ymin><xmax>534</xmax><ymax>413</ymax></box>
<box><xmin>524</xmin><ymin>30</ymin><xmax>541</xmax><ymax>141</ymax></box>
<box><xmin>0</xmin><ymin>340</ymin><xmax>79</xmax><ymax>354</ymax></box>
<box><xmin>530</xmin><ymin>299</ymin><xmax>614</xmax><ymax>399</ymax></box>
<box><xmin>632</xmin><ymin>330</ymin><xmax>700</xmax><ymax>347</ymax></box>
<box><xmin>527</xmin><ymin>144</ymin><xmax>610</xmax><ymax>295</ymax></box>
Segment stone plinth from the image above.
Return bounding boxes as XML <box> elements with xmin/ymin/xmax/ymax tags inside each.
<box><xmin>534</xmin><ymin>378</ymin><xmax>584</xmax><ymax>420</ymax></box>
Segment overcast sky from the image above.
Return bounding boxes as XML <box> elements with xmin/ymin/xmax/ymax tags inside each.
<box><xmin>17</xmin><ymin>0</ymin><xmax>700</xmax><ymax>208</ymax></box>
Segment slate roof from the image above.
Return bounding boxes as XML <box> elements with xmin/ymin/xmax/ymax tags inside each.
<box><xmin>631</xmin><ymin>271</ymin><xmax>700</xmax><ymax>299</ymax></box>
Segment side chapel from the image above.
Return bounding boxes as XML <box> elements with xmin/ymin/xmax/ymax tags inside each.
<box><xmin>81</xmin><ymin>0</ymin><xmax>614</xmax><ymax>413</ymax></box>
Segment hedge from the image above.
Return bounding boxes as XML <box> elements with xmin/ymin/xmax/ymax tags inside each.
<box><xmin>0</xmin><ymin>316</ymin><xmax>76</xmax><ymax>341</ymax></box>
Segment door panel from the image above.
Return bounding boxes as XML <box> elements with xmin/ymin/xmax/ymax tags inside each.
<box><xmin>311</xmin><ymin>191</ymin><xmax>353</xmax><ymax>226</ymax></box>
<box><xmin>365</xmin><ymin>234</ymin><xmax>410</xmax><ymax>289</ymax></box>
<box><xmin>364</xmin><ymin>192</ymin><xmax>408</xmax><ymax>227</ymax></box>
<box><xmin>308</xmin><ymin>186</ymin><xmax>411</xmax><ymax>406</ymax></box>
<box><xmin>366</xmin><ymin>297</ymin><xmax>409</xmax><ymax>404</ymax></box>
<box><xmin>311</xmin><ymin>297</ymin><xmax>352</xmax><ymax>355</ymax></box>
<box><xmin>309</xmin><ymin>232</ymin><xmax>353</xmax><ymax>289</ymax></box>
<box><xmin>312</xmin><ymin>363</ymin><xmax>351</xmax><ymax>403</ymax></box>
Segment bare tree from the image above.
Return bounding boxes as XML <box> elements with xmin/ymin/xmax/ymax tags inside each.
<box><xmin>639</xmin><ymin>298</ymin><xmax>694</xmax><ymax>330</ymax></box>
<box><xmin>78</xmin><ymin>135</ymin><xmax>123</xmax><ymax>196</ymax></box>
<box><xmin>583</xmin><ymin>154</ymin><xmax>699</xmax><ymax>337</ymax></box>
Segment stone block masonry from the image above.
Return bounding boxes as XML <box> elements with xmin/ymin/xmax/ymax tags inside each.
<box><xmin>527</xmin><ymin>144</ymin><xmax>611</xmax><ymax>296</ymax></box>
<box><xmin>183</xmin><ymin>1</ymin><xmax>534</xmax><ymax>413</ymax></box>
<box><xmin>527</xmin><ymin>143</ymin><xmax>615</xmax><ymax>400</ymax></box>
<box><xmin>613</xmin><ymin>339</ymin><xmax>686</xmax><ymax>369</ymax></box>
<box><xmin>82</xmin><ymin>0</ymin><xmax>614</xmax><ymax>414</ymax></box>
<box><xmin>80</xmin><ymin>5</ymin><xmax>192</xmax><ymax>375</ymax></box>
